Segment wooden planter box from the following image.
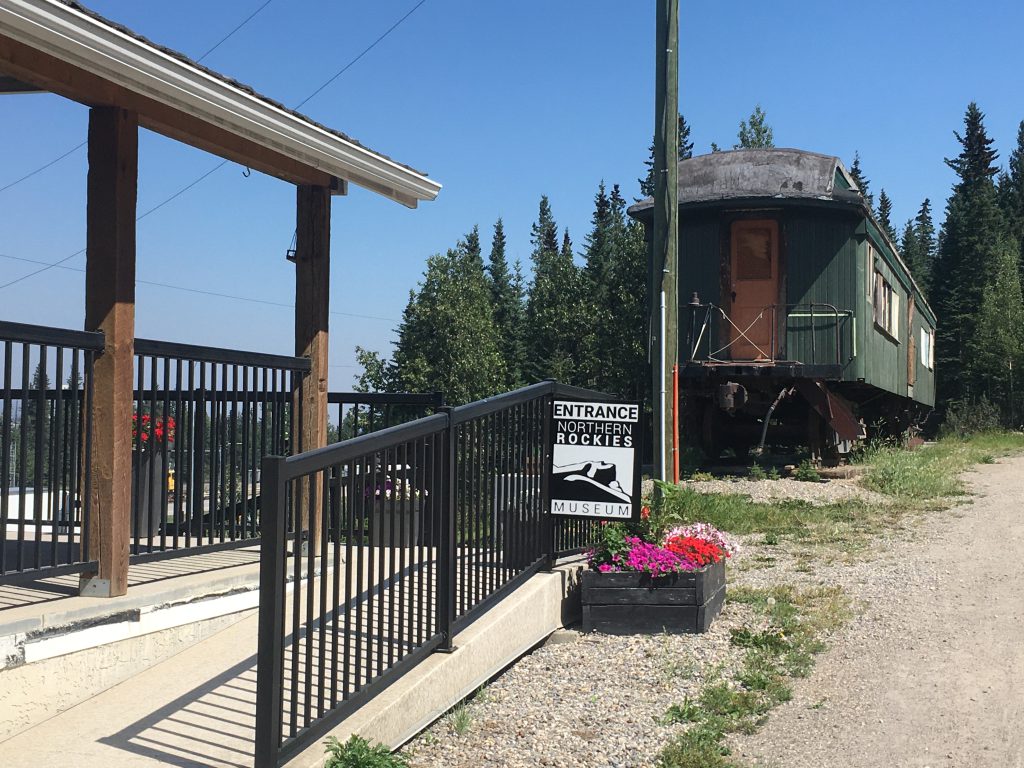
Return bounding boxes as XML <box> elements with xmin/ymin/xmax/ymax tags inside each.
<box><xmin>581</xmin><ymin>558</ymin><xmax>726</xmax><ymax>634</ymax></box>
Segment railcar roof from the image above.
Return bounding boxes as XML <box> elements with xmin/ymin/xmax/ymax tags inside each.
<box><xmin>628</xmin><ymin>148</ymin><xmax>858</xmax><ymax>212</ymax></box>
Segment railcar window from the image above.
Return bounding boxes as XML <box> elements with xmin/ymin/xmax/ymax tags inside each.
<box><xmin>873</xmin><ymin>270</ymin><xmax>898</xmax><ymax>337</ymax></box>
<box><xmin>921</xmin><ymin>328</ymin><xmax>935</xmax><ymax>369</ymax></box>
<box><xmin>736</xmin><ymin>226</ymin><xmax>773</xmax><ymax>280</ymax></box>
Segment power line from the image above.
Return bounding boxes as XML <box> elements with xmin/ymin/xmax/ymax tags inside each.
<box><xmin>194</xmin><ymin>0</ymin><xmax>275</xmax><ymax>61</ymax></box>
<box><xmin>0</xmin><ymin>0</ymin><xmax>430</xmax><ymax>294</ymax></box>
<box><xmin>0</xmin><ymin>0</ymin><xmax>275</xmax><ymax>196</ymax></box>
<box><xmin>0</xmin><ymin>141</ymin><xmax>86</xmax><ymax>194</ymax></box>
<box><xmin>0</xmin><ymin>254</ymin><xmax>399</xmax><ymax>322</ymax></box>
<box><xmin>293</xmin><ymin>0</ymin><xmax>428</xmax><ymax>110</ymax></box>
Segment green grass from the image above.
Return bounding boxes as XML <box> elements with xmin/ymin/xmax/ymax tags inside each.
<box><xmin>656</xmin><ymin>584</ymin><xmax>851</xmax><ymax>768</ymax></box>
<box><xmin>857</xmin><ymin>432</ymin><xmax>1024</xmax><ymax>500</ymax></box>
<box><xmin>447</xmin><ymin>702</ymin><xmax>472</xmax><ymax>736</ymax></box>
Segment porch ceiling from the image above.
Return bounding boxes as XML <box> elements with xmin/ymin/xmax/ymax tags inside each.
<box><xmin>0</xmin><ymin>0</ymin><xmax>441</xmax><ymax>207</ymax></box>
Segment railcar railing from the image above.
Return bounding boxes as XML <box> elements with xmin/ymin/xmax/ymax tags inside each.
<box><xmin>254</xmin><ymin>381</ymin><xmax>610</xmax><ymax>767</ymax></box>
<box><xmin>685</xmin><ymin>301</ymin><xmax>854</xmax><ymax>368</ymax></box>
<box><xmin>0</xmin><ymin>320</ymin><xmax>102</xmax><ymax>585</ymax></box>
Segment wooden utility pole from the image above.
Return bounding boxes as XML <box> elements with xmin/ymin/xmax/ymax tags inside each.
<box><xmin>651</xmin><ymin>0</ymin><xmax>679</xmax><ymax>482</ymax></box>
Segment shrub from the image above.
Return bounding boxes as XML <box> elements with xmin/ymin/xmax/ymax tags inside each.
<box><xmin>748</xmin><ymin>463</ymin><xmax>767</xmax><ymax>481</ymax></box>
<box><xmin>323</xmin><ymin>735</ymin><xmax>409</xmax><ymax>768</ymax></box>
<box><xmin>941</xmin><ymin>396</ymin><xmax>1003</xmax><ymax>438</ymax></box>
<box><xmin>793</xmin><ymin>460</ymin><xmax>820</xmax><ymax>482</ymax></box>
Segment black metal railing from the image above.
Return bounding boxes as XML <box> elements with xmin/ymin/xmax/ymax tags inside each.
<box><xmin>0</xmin><ymin>320</ymin><xmax>102</xmax><ymax>584</ymax></box>
<box><xmin>254</xmin><ymin>381</ymin><xmax>609</xmax><ymax>767</ymax></box>
<box><xmin>130</xmin><ymin>339</ymin><xmax>309</xmax><ymax>561</ymax></box>
<box><xmin>685</xmin><ymin>301</ymin><xmax>854</xmax><ymax>367</ymax></box>
<box><xmin>328</xmin><ymin>391</ymin><xmax>443</xmax><ymax>441</ymax></box>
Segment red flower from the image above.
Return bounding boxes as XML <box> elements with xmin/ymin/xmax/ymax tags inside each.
<box><xmin>663</xmin><ymin>535</ymin><xmax>724</xmax><ymax>566</ymax></box>
<box><xmin>640</xmin><ymin>506</ymin><xmax>651</xmax><ymax>520</ymax></box>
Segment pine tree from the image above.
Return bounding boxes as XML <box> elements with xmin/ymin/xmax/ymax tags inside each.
<box><xmin>933</xmin><ymin>102</ymin><xmax>1007</xmax><ymax>407</ymax></box>
<box><xmin>389</xmin><ymin>242</ymin><xmax>506</xmax><ymax>405</ymax></box>
<box><xmin>23</xmin><ymin>361</ymin><xmax>51</xmax><ymax>486</ymax></box>
<box><xmin>638</xmin><ymin>114</ymin><xmax>694</xmax><ymax>198</ymax></box>
<box><xmin>486</xmin><ymin>218</ymin><xmax>525</xmax><ymax>387</ymax></box>
<box><xmin>524</xmin><ymin>197</ymin><xmax>587</xmax><ymax>384</ymax></box>
<box><xmin>876</xmin><ymin>189</ymin><xmax>897</xmax><ymax>243</ymax></box>
<box><xmin>848</xmin><ymin>151</ymin><xmax>873</xmax><ymax>209</ymax></box>
<box><xmin>913</xmin><ymin>199</ymin><xmax>937</xmax><ymax>295</ymax></box>
<box><xmin>736</xmin><ymin>105</ymin><xmax>774</xmax><ymax>149</ymax></box>
<box><xmin>999</xmin><ymin>120</ymin><xmax>1024</xmax><ymax>280</ymax></box>
<box><xmin>900</xmin><ymin>219</ymin><xmax>920</xmax><ymax>281</ymax></box>
<box><xmin>966</xmin><ymin>235</ymin><xmax>1024</xmax><ymax>417</ymax></box>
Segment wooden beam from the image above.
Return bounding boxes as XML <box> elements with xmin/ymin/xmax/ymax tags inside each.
<box><xmin>294</xmin><ymin>185</ymin><xmax>331</xmax><ymax>550</ymax></box>
<box><xmin>80</xmin><ymin>106</ymin><xmax>137</xmax><ymax>597</ymax></box>
<box><xmin>0</xmin><ymin>34</ymin><xmax>332</xmax><ymax>188</ymax></box>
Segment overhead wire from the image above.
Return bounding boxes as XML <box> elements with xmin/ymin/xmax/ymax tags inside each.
<box><xmin>0</xmin><ymin>0</ymin><xmax>275</xmax><ymax>196</ymax></box>
<box><xmin>0</xmin><ymin>254</ymin><xmax>399</xmax><ymax>322</ymax></box>
<box><xmin>0</xmin><ymin>0</ymin><xmax>430</xmax><ymax>300</ymax></box>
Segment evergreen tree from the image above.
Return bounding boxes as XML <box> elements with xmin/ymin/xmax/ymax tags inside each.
<box><xmin>736</xmin><ymin>105</ymin><xmax>774</xmax><ymax>149</ymax></box>
<box><xmin>486</xmin><ymin>218</ymin><xmax>525</xmax><ymax>387</ymax></box>
<box><xmin>603</xmin><ymin>186</ymin><xmax>649</xmax><ymax>400</ymax></box>
<box><xmin>23</xmin><ymin>361</ymin><xmax>51</xmax><ymax>487</ymax></box>
<box><xmin>848</xmin><ymin>151</ymin><xmax>873</xmax><ymax>209</ymax></box>
<box><xmin>900</xmin><ymin>219</ymin><xmax>920</xmax><ymax>281</ymax></box>
<box><xmin>1000</xmin><ymin>120</ymin><xmax>1024</xmax><ymax>280</ymax></box>
<box><xmin>966</xmin><ymin>235</ymin><xmax>1024</xmax><ymax>417</ymax></box>
<box><xmin>913</xmin><ymin>199</ymin><xmax>937</xmax><ymax>294</ymax></box>
<box><xmin>524</xmin><ymin>197</ymin><xmax>587</xmax><ymax>384</ymax></box>
<box><xmin>638</xmin><ymin>114</ymin><xmax>694</xmax><ymax>198</ymax></box>
<box><xmin>933</xmin><ymin>102</ymin><xmax>1007</xmax><ymax>406</ymax></box>
<box><xmin>389</xmin><ymin>241</ymin><xmax>506</xmax><ymax>405</ymax></box>
<box><xmin>876</xmin><ymin>189</ymin><xmax>897</xmax><ymax>243</ymax></box>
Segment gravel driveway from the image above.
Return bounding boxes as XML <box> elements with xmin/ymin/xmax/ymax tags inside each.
<box><xmin>402</xmin><ymin>457</ymin><xmax>1024</xmax><ymax>768</ymax></box>
<box><xmin>730</xmin><ymin>456</ymin><xmax>1024</xmax><ymax>768</ymax></box>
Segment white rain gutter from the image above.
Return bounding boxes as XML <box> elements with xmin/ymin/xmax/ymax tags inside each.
<box><xmin>0</xmin><ymin>0</ymin><xmax>442</xmax><ymax>208</ymax></box>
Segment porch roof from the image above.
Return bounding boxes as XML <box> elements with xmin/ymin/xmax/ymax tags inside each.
<box><xmin>0</xmin><ymin>0</ymin><xmax>441</xmax><ymax>207</ymax></box>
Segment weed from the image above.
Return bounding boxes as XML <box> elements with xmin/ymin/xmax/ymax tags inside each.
<box><xmin>767</xmin><ymin>465</ymin><xmax>781</xmax><ymax>480</ymax></box>
<box><xmin>323</xmin><ymin>735</ymin><xmax>410</xmax><ymax>768</ymax></box>
<box><xmin>808</xmin><ymin>698</ymin><xmax>827</xmax><ymax>710</ymax></box>
<box><xmin>689</xmin><ymin>470</ymin><xmax>715</xmax><ymax>482</ymax></box>
<box><xmin>659</xmin><ymin>696</ymin><xmax>703</xmax><ymax>724</ymax></box>
<box><xmin>657</xmin><ymin>724</ymin><xmax>737</xmax><ymax>768</ymax></box>
<box><xmin>447</xmin><ymin>702</ymin><xmax>472</xmax><ymax>736</ymax></box>
<box><xmin>763</xmin><ymin>532</ymin><xmax>780</xmax><ymax>545</ymax></box>
<box><xmin>730</xmin><ymin>627</ymin><xmax>791</xmax><ymax>654</ymax></box>
<box><xmin>793</xmin><ymin>459</ymin><xmax>821</xmax><ymax>482</ymax></box>
<box><xmin>749</xmin><ymin>463</ymin><xmax>767</xmax><ymax>481</ymax></box>
<box><xmin>658</xmin><ymin>633</ymin><xmax>695</xmax><ymax>682</ymax></box>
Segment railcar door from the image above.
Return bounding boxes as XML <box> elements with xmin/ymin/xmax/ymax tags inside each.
<box><xmin>728</xmin><ymin>219</ymin><xmax>779</xmax><ymax>360</ymax></box>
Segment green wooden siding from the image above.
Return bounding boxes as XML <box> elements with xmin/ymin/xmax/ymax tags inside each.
<box><xmin>781</xmin><ymin>212</ymin><xmax>859</xmax><ymax>373</ymax></box>
<box><xmin>672</xmin><ymin>204</ymin><xmax>936</xmax><ymax>407</ymax></box>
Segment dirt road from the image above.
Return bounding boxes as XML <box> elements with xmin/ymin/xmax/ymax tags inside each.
<box><xmin>734</xmin><ymin>457</ymin><xmax>1024</xmax><ymax>768</ymax></box>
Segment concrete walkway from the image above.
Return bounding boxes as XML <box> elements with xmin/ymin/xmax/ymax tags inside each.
<box><xmin>0</xmin><ymin>557</ymin><xmax>581</xmax><ymax>768</ymax></box>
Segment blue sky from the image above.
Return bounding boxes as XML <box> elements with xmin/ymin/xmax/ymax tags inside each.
<box><xmin>2</xmin><ymin>1</ymin><xmax>1023</xmax><ymax>385</ymax></box>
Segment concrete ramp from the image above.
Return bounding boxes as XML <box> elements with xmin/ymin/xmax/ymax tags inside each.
<box><xmin>0</xmin><ymin>562</ymin><xmax>582</xmax><ymax>768</ymax></box>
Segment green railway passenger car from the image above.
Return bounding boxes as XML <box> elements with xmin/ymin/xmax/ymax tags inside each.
<box><xmin>629</xmin><ymin>148</ymin><xmax>936</xmax><ymax>460</ymax></box>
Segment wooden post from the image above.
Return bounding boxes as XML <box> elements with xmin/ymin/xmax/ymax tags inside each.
<box><xmin>651</xmin><ymin>0</ymin><xmax>679</xmax><ymax>483</ymax></box>
<box><xmin>294</xmin><ymin>185</ymin><xmax>331</xmax><ymax>551</ymax></box>
<box><xmin>80</xmin><ymin>107</ymin><xmax>138</xmax><ymax>597</ymax></box>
